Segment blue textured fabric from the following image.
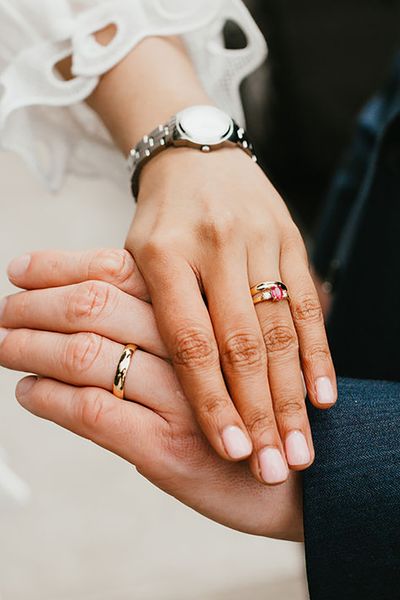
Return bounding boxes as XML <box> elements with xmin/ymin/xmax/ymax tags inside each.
<box><xmin>304</xmin><ymin>378</ymin><xmax>400</xmax><ymax>599</ymax></box>
<box><xmin>304</xmin><ymin>53</ymin><xmax>400</xmax><ymax>597</ymax></box>
<box><xmin>312</xmin><ymin>54</ymin><xmax>400</xmax><ymax>381</ymax></box>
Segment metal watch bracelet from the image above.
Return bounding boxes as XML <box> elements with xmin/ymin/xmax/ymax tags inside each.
<box><xmin>128</xmin><ymin>117</ymin><xmax>257</xmax><ymax>201</ymax></box>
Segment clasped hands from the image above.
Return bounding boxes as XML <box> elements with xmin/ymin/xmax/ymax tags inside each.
<box><xmin>0</xmin><ymin>248</ymin><xmax>302</xmax><ymax>541</ymax></box>
<box><xmin>0</xmin><ymin>150</ymin><xmax>336</xmax><ymax>542</ymax></box>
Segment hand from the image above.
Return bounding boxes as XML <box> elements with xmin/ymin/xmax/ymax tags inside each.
<box><xmin>126</xmin><ymin>146</ymin><xmax>337</xmax><ymax>484</ymax></box>
<box><xmin>1</xmin><ymin>248</ymin><xmax>302</xmax><ymax>541</ymax></box>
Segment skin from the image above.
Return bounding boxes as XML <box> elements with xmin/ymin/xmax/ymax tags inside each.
<box><xmin>58</xmin><ymin>29</ymin><xmax>338</xmax><ymax>483</ymax></box>
<box><xmin>0</xmin><ymin>249</ymin><xmax>303</xmax><ymax>542</ymax></box>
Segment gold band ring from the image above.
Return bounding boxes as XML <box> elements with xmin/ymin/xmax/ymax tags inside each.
<box><xmin>113</xmin><ymin>344</ymin><xmax>138</xmax><ymax>400</ymax></box>
<box><xmin>250</xmin><ymin>281</ymin><xmax>289</xmax><ymax>305</ymax></box>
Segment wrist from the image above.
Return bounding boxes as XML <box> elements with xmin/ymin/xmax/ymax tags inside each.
<box><xmin>131</xmin><ymin>104</ymin><xmax>258</xmax><ymax>202</ymax></box>
<box><xmin>137</xmin><ymin>145</ymin><xmax>249</xmax><ymax>202</ymax></box>
<box><xmin>88</xmin><ymin>36</ymin><xmax>210</xmax><ymax>155</ymax></box>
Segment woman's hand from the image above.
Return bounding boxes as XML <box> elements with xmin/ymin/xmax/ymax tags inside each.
<box><xmin>126</xmin><ymin>146</ymin><xmax>337</xmax><ymax>483</ymax></box>
<box><xmin>1</xmin><ymin>249</ymin><xmax>302</xmax><ymax>541</ymax></box>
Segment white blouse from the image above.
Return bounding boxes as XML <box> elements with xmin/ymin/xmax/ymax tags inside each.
<box><xmin>0</xmin><ymin>0</ymin><xmax>267</xmax><ymax>191</ymax></box>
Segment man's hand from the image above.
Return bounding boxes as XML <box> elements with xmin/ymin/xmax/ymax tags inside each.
<box><xmin>2</xmin><ymin>248</ymin><xmax>302</xmax><ymax>541</ymax></box>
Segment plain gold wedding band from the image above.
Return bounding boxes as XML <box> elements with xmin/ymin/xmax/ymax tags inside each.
<box><xmin>112</xmin><ymin>343</ymin><xmax>138</xmax><ymax>400</ymax></box>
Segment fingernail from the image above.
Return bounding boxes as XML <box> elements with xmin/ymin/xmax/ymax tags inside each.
<box><xmin>259</xmin><ymin>447</ymin><xmax>288</xmax><ymax>484</ymax></box>
<box><xmin>222</xmin><ymin>426</ymin><xmax>252</xmax><ymax>459</ymax></box>
<box><xmin>0</xmin><ymin>298</ymin><xmax>6</xmax><ymax>321</ymax></box>
<box><xmin>285</xmin><ymin>431</ymin><xmax>311</xmax><ymax>466</ymax></box>
<box><xmin>7</xmin><ymin>254</ymin><xmax>31</xmax><ymax>280</ymax></box>
<box><xmin>0</xmin><ymin>327</ymin><xmax>9</xmax><ymax>344</ymax></box>
<box><xmin>316</xmin><ymin>376</ymin><xmax>335</xmax><ymax>405</ymax></box>
<box><xmin>16</xmin><ymin>376</ymin><xmax>37</xmax><ymax>398</ymax></box>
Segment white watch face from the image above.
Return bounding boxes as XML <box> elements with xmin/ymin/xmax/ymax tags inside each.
<box><xmin>176</xmin><ymin>105</ymin><xmax>234</xmax><ymax>145</ymax></box>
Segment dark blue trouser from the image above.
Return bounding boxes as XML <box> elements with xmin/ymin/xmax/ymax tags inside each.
<box><xmin>303</xmin><ymin>378</ymin><xmax>400</xmax><ymax>599</ymax></box>
<box><xmin>303</xmin><ymin>51</ymin><xmax>400</xmax><ymax>598</ymax></box>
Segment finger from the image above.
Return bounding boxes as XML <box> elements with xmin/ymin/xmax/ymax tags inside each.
<box><xmin>136</xmin><ymin>253</ymin><xmax>252</xmax><ymax>463</ymax></box>
<box><xmin>0</xmin><ymin>328</ymin><xmax>190</xmax><ymax>419</ymax></box>
<box><xmin>7</xmin><ymin>248</ymin><xmax>148</xmax><ymax>300</ymax></box>
<box><xmin>281</xmin><ymin>241</ymin><xmax>337</xmax><ymax>409</ymax></box>
<box><xmin>202</xmin><ymin>249</ymin><xmax>289</xmax><ymax>485</ymax></box>
<box><xmin>248</xmin><ymin>246</ymin><xmax>314</xmax><ymax>471</ymax></box>
<box><xmin>15</xmin><ymin>376</ymin><xmax>162</xmax><ymax>467</ymax></box>
<box><xmin>1</xmin><ymin>281</ymin><xmax>167</xmax><ymax>359</ymax></box>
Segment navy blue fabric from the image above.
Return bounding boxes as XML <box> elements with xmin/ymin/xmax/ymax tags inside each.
<box><xmin>312</xmin><ymin>55</ymin><xmax>400</xmax><ymax>381</ymax></box>
<box><xmin>304</xmin><ymin>54</ymin><xmax>400</xmax><ymax>597</ymax></box>
<box><xmin>304</xmin><ymin>378</ymin><xmax>400</xmax><ymax>599</ymax></box>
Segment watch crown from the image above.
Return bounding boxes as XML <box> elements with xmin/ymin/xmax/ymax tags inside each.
<box><xmin>201</xmin><ymin>145</ymin><xmax>211</xmax><ymax>153</ymax></box>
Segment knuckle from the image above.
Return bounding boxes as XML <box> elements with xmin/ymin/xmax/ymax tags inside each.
<box><xmin>262</xmin><ymin>323</ymin><xmax>298</xmax><ymax>354</ymax></box>
<box><xmin>111</xmin><ymin>249</ymin><xmax>137</xmax><ymax>286</ymax></box>
<box><xmin>87</xmin><ymin>248</ymin><xmax>135</xmax><ymax>284</ymax></box>
<box><xmin>172</xmin><ymin>326</ymin><xmax>218</xmax><ymax>370</ymax></box>
<box><xmin>275</xmin><ymin>397</ymin><xmax>305</xmax><ymax>419</ymax></box>
<box><xmin>62</xmin><ymin>332</ymin><xmax>102</xmax><ymax>375</ymax></box>
<box><xmin>303</xmin><ymin>344</ymin><xmax>331</xmax><ymax>367</ymax></box>
<box><xmin>196</xmin><ymin>214</ymin><xmax>237</xmax><ymax>249</ymax></box>
<box><xmin>221</xmin><ymin>331</ymin><xmax>264</xmax><ymax>371</ymax></box>
<box><xmin>245</xmin><ymin>408</ymin><xmax>275</xmax><ymax>436</ymax></box>
<box><xmin>292</xmin><ymin>294</ymin><xmax>323</xmax><ymax>323</ymax></box>
<box><xmin>200</xmin><ymin>395</ymin><xmax>229</xmax><ymax>417</ymax></box>
<box><xmin>138</xmin><ymin>236</ymin><xmax>172</xmax><ymax>263</ymax></box>
<box><xmin>66</xmin><ymin>280</ymin><xmax>113</xmax><ymax>324</ymax></box>
<box><xmin>76</xmin><ymin>388</ymin><xmax>110</xmax><ymax>431</ymax></box>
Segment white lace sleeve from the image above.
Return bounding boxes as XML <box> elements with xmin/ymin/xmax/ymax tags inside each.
<box><xmin>0</xmin><ymin>0</ymin><xmax>267</xmax><ymax>191</ymax></box>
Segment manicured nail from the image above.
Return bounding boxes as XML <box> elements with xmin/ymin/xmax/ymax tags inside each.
<box><xmin>7</xmin><ymin>254</ymin><xmax>31</xmax><ymax>280</ymax></box>
<box><xmin>222</xmin><ymin>426</ymin><xmax>252</xmax><ymax>459</ymax></box>
<box><xmin>0</xmin><ymin>327</ymin><xmax>8</xmax><ymax>344</ymax></box>
<box><xmin>0</xmin><ymin>298</ymin><xmax>6</xmax><ymax>321</ymax></box>
<box><xmin>16</xmin><ymin>376</ymin><xmax>37</xmax><ymax>399</ymax></box>
<box><xmin>285</xmin><ymin>431</ymin><xmax>311</xmax><ymax>466</ymax></box>
<box><xmin>315</xmin><ymin>376</ymin><xmax>335</xmax><ymax>405</ymax></box>
<box><xmin>259</xmin><ymin>447</ymin><xmax>288</xmax><ymax>484</ymax></box>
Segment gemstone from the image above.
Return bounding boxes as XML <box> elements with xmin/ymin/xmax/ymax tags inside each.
<box><xmin>270</xmin><ymin>285</ymin><xmax>283</xmax><ymax>301</ymax></box>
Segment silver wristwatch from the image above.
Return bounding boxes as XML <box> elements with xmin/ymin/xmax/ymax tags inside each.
<box><xmin>128</xmin><ymin>105</ymin><xmax>257</xmax><ymax>200</ymax></box>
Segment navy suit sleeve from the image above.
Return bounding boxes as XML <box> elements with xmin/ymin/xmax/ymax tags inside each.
<box><xmin>303</xmin><ymin>378</ymin><xmax>400</xmax><ymax>600</ymax></box>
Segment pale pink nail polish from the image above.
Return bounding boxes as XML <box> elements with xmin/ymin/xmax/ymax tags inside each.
<box><xmin>0</xmin><ymin>327</ymin><xmax>8</xmax><ymax>344</ymax></box>
<box><xmin>7</xmin><ymin>254</ymin><xmax>31</xmax><ymax>280</ymax></box>
<box><xmin>222</xmin><ymin>426</ymin><xmax>252</xmax><ymax>459</ymax></box>
<box><xmin>285</xmin><ymin>431</ymin><xmax>311</xmax><ymax>466</ymax></box>
<box><xmin>316</xmin><ymin>376</ymin><xmax>335</xmax><ymax>405</ymax></box>
<box><xmin>0</xmin><ymin>298</ymin><xmax>6</xmax><ymax>321</ymax></box>
<box><xmin>259</xmin><ymin>447</ymin><xmax>288</xmax><ymax>484</ymax></box>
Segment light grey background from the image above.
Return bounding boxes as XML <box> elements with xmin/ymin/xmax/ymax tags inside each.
<box><xmin>0</xmin><ymin>153</ymin><xmax>307</xmax><ymax>600</ymax></box>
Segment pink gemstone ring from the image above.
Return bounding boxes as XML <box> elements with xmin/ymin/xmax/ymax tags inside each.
<box><xmin>250</xmin><ymin>281</ymin><xmax>289</xmax><ymax>305</ymax></box>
